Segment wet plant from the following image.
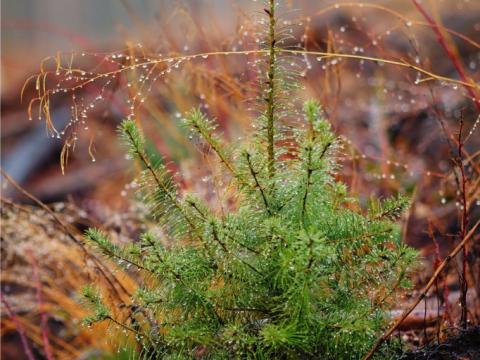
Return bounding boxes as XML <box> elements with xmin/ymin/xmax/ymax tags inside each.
<box><xmin>80</xmin><ymin>1</ymin><xmax>418</xmax><ymax>358</ymax></box>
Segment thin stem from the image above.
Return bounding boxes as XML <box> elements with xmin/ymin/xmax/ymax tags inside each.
<box><xmin>265</xmin><ymin>0</ymin><xmax>277</xmax><ymax>179</ymax></box>
<box><xmin>94</xmin><ymin>238</ymin><xmax>147</xmax><ymax>271</ymax></box>
<box><xmin>220</xmin><ymin>307</ymin><xmax>270</xmax><ymax>315</ymax></box>
<box><xmin>211</xmin><ymin>221</ymin><xmax>229</xmax><ymax>253</ymax></box>
<box><xmin>411</xmin><ymin>0</ymin><xmax>480</xmax><ymax>111</ymax></box>
<box><xmin>31</xmin><ymin>49</ymin><xmax>477</xmax><ymax>102</ymax></box>
<box><xmin>306</xmin><ymin>232</ymin><xmax>315</xmax><ymax>271</ymax></box>
<box><xmin>307</xmin><ymin>2</ymin><xmax>480</xmax><ymax>48</ymax></box>
<box><xmin>143</xmin><ymin>236</ymin><xmax>224</xmax><ymax>324</ymax></box>
<box><xmin>457</xmin><ymin>117</ymin><xmax>469</xmax><ymax>329</ymax></box>
<box><xmin>211</xmin><ymin>221</ymin><xmax>262</xmax><ymax>275</ymax></box>
<box><xmin>302</xmin><ymin>146</ymin><xmax>315</xmax><ymax>271</ymax></box>
<box><xmin>221</xmin><ymin>219</ymin><xmax>261</xmax><ymax>255</ymax></box>
<box><xmin>1</xmin><ymin>294</ymin><xmax>36</xmax><ymax>360</ymax></box>
<box><xmin>190</xmin><ymin>120</ymin><xmax>237</xmax><ymax>177</ymax></box>
<box><xmin>125</xmin><ymin>128</ymin><xmax>200</xmax><ymax>236</ymax></box>
<box><xmin>27</xmin><ymin>250</ymin><xmax>53</xmax><ymax>360</ymax></box>
<box><xmin>245</xmin><ymin>151</ymin><xmax>271</xmax><ymax>214</ymax></box>
<box><xmin>301</xmin><ymin>146</ymin><xmax>313</xmax><ymax>223</ymax></box>
<box><xmin>186</xmin><ymin>199</ymin><xmax>259</xmax><ymax>254</ymax></box>
<box><xmin>302</xmin><ymin>142</ymin><xmax>331</xmax><ymax>223</ymax></box>
<box><xmin>107</xmin><ymin>316</ymin><xmax>142</xmax><ymax>336</ymax></box>
<box><xmin>186</xmin><ymin>199</ymin><xmax>208</xmax><ymax>220</ymax></box>
<box><xmin>302</xmin><ymin>139</ymin><xmax>331</xmax><ymax>271</ymax></box>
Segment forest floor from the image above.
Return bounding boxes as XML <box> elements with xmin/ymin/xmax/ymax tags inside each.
<box><xmin>402</xmin><ymin>327</ymin><xmax>480</xmax><ymax>360</ymax></box>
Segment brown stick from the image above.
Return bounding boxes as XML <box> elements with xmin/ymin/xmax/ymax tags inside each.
<box><xmin>457</xmin><ymin>117</ymin><xmax>469</xmax><ymax>328</ymax></box>
<box><xmin>363</xmin><ymin>219</ymin><xmax>480</xmax><ymax>360</ymax></box>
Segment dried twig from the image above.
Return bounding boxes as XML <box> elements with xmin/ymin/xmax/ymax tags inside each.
<box><xmin>1</xmin><ymin>294</ymin><xmax>36</xmax><ymax>360</ymax></box>
<box><xmin>456</xmin><ymin>117</ymin><xmax>469</xmax><ymax>328</ymax></box>
<box><xmin>27</xmin><ymin>250</ymin><xmax>54</xmax><ymax>360</ymax></box>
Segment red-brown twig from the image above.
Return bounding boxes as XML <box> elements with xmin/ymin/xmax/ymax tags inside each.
<box><xmin>26</xmin><ymin>249</ymin><xmax>54</xmax><ymax>360</ymax></box>
<box><xmin>457</xmin><ymin>117</ymin><xmax>469</xmax><ymax>328</ymax></box>
<box><xmin>363</xmin><ymin>219</ymin><xmax>480</xmax><ymax>360</ymax></box>
<box><xmin>411</xmin><ymin>0</ymin><xmax>480</xmax><ymax>112</ymax></box>
<box><xmin>1</xmin><ymin>293</ymin><xmax>36</xmax><ymax>360</ymax></box>
<box><xmin>428</xmin><ymin>222</ymin><xmax>442</xmax><ymax>344</ymax></box>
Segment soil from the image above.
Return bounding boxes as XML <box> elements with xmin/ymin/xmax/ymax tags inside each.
<box><xmin>401</xmin><ymin>327</ymin><xmax>480</xmax><ymax>360</ymax></box>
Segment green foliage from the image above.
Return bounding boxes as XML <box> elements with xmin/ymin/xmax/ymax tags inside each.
<box><xmin>82</xmin><ymin>285</ymin><xmax>110</xmax><ymax>326</ymax></box>
<box><xmin>83</xmin><ymin>1</ymin><xmax>417</xmax><ymax>358</ymax></box>
<box><xmin>86</xmin><ymin>101</ymin><xmax>417</xmax><ymax>358</ymax></box>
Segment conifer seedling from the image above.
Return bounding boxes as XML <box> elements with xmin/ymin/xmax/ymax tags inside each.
<box><xmin>84</xmin><ymin>1</ymin><xmax>417</xmax><ymax>358</ymax></box>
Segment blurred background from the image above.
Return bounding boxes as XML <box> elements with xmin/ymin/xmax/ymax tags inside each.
<box><xmin>2</xmin><ymin>0</ymin><xmax>245</xmax><ymax>87</ymax></box>
<box><xmin>1</xmin><ymin>0</ymin><xmax>479</xmax><ymax>359</ymax></box>
<box><xmin>2</xmin><ymin>0</ymin><xmax>256</xmax><ymax>207</ymax></box>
